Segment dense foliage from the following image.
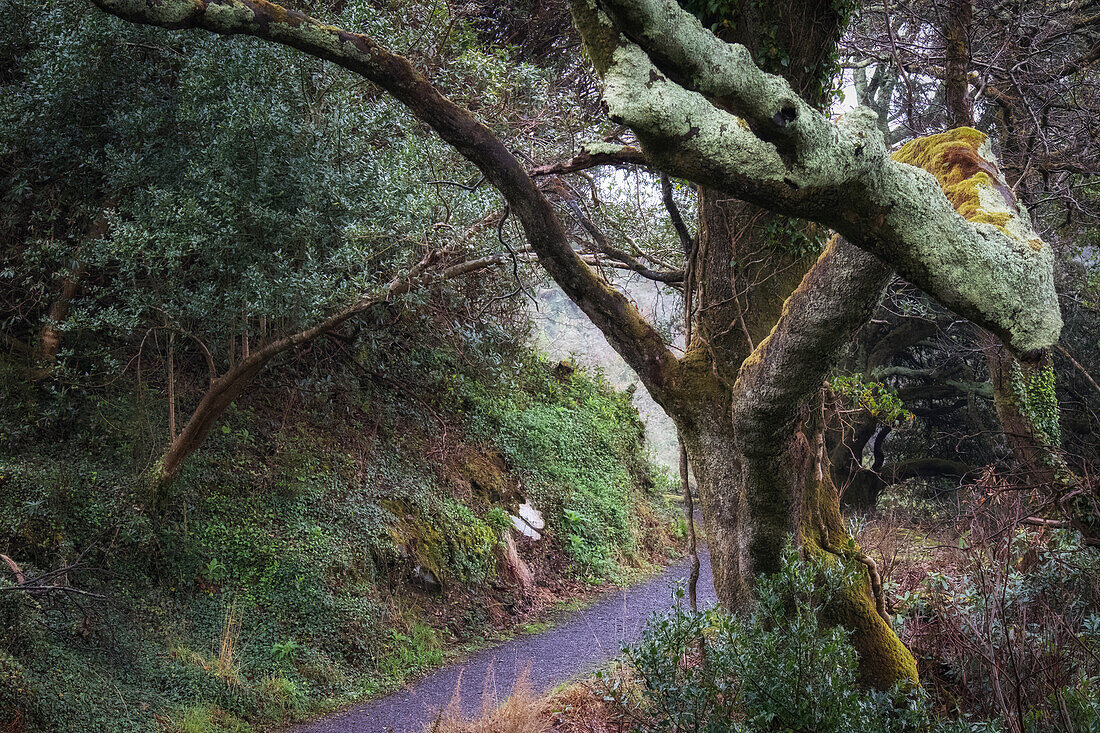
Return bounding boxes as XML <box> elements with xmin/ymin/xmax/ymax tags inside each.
<box><xmin>625</xmin><ymin>553</ymin><xmax>930</xmax><ymax>733</ymax></box>
<box><xmin>2</xmin><ymin>0</ymin><xmax>1100</xmax><ymax>728</ymax></box>
<box><xmin>616</xmin><ymin>540</ymin><xmax>1100</xmax><ymax>732</ymax></box>
<box><xmin>0</xmin><ymin>326</ymin><xmax>678</xmax><ymax>731</ymax></box>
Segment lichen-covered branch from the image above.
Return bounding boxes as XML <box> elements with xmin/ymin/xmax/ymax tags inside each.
<box><xmin>90</xmin><ymin>0</ymin><xmax>682</xmax><ymax>406</ymax></box>
<box><xmin>570</xmin><ymin>0</ymin><xmax>1061</xmax><ymax>355</ymax></box>
<box><xmin>732</xmin><ymin>238</ymin><xmax>892</xmax><ymax>453</ymax></box>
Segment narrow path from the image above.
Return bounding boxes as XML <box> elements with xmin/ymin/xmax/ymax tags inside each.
<box><xmin>292</xmin><ymin>548</ymin><xmax>716</xmax><ymax>733</ymax></box>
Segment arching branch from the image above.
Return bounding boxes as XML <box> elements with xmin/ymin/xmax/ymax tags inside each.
<box><xmin>91</xmin><ymin>0</ymin><xmax>683</xmax><ymax>411</ymax></box>
<box><xmin>153</xmin><ymin>248</ymin><xmax>534</xmax><ymax>495</ymax></box>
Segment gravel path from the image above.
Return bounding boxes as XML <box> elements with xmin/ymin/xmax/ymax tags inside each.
<box><xmin>291</xmin><ymin>548</ymin><xmax>715</xmax><ymax>733</ymax></box>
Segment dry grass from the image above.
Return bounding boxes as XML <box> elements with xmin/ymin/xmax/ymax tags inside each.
<box><xmin>170</xmin><ymin>644</ymin><xmax>213</xmax><ymax>671</ymax></box>
<box><xmin>547</xmin><ymin>683</ymin><xmax>626</xmax><ymax>733</ymax></box>
<box><xmin>550</xmin><ymin>660</ymin><xmax>648</xmax><ymax>732</ymax></box>
<box><xmin>214</xmin><ymin>599</ymin><xmax>242</xmax><ymax>685</ymax></box>
<box><xmin>424</xmin><ymin>667</ymin><xmax>551</xmax><ymax>733</ymax></box>
<box><xmin>424</xmin><ymin>660</ymin><xmax>648</xmax><ymax>733</ymax></box>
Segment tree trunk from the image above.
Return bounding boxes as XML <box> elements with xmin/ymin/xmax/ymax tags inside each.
<box><xmin>681</xmin><ymin>134</ymin><xmax>918</xmax><ymax>686</ymax></box>
<box><xmin>30</xmin><ymin>262</ymin><xmax>86</xmax><ymax>381</ymax></box>
<box><xmin>669</xmin><ymin>232</ymin><xmax>918</xmax><ymax>689</ymax></box>
<box><xmin>986</xmin><ymin>341</ymin><xmax>1059</xmax><ymax>486</ymax></box>
<box><xmin>675</xmin><ymin>352</ymin><xmax>748</xmax><ymax>606</ymax></box>
<box><xmin>677</xmin><ymin>378</ymin><xmax>917</xmax><ymax>687</ymax></box>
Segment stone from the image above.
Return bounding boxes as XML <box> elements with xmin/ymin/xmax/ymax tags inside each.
<box><xmin>518</xmin><ymin>501</ymin><xmax>545</xmax><ymax>530</ymax></box>
<box><xmin>411</xmin><ymin>564</ymin><xmax>440</xmax><ymax>590</ymax></box>
<box><xmin>510</xmin><ymin>513</ymin><xmax>542</xmax><ymax>540</ymax></box>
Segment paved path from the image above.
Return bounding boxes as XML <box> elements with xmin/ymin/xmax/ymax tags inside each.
<box><xmin>292</xmin><ymin>548</ymin><xmax>715</xmax><ymax>733</ymax></box>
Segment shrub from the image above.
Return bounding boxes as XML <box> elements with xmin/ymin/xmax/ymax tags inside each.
<box><xmin>898</xmin><ymin>481</ymin><xmax>1100</xmax><ymax>731</ymax></box>
<box><xmin>623</xmin><ymin>551</ymin><xmax>932</xmax><ymax>733</ymax></box>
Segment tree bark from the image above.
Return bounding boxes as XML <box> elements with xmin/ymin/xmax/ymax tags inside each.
<box><xmin>944</xmin><ymin>0</ymin><xmax>973</xmax><ymax>128</ymax></box>
<box><xmin>671</xmin><ymin>238</ymin><xmax>917</xmax><ymax>687</ymax></box>
<box><xmin>986</xmin><ymin>339</ymin><xmax>1059</xmax><ymax>487</ymax></box>
<box><xmin>728</xmin><ymin>238</ymin><xmax>915</xmax><ymax>686</ymax></box>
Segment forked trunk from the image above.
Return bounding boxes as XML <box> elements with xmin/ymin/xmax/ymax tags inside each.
<box><xmin>678</xmin><ymin>392</ymin><xmax>917</xmax><ymax>689</ymax></box>
<box><xmin>670</xmin><ymin>221</ymin><xmax>918</xmax><ymax>689</ymax></box>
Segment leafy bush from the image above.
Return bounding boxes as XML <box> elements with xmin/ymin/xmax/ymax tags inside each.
<box><xmin>623</xmin><ymin>551</ymin><xmax>931</xmax><ymax>732</ymax></box>
<box><xmin>897</xmin><ymin>484</ymin><xmax>1100</xmax><ymax>732</ymax></box>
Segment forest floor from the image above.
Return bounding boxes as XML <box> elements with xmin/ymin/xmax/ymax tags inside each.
<box><xmin>288</xmin><ymin>548</ymin><xmax>715</xmax><ymax>733</ymax></box>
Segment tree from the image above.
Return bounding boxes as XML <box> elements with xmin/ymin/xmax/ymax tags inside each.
<box><xmin>838</xmin><ymin>0</ymin><xmax>1100</xmax><ymax>532</ymax></box>
<box><xmin>88</xmin><ymin>0</ymin><xmax>1065</xmax><ymax>687</ymax></box>
<box><xmin>2</xmin><ymin>1</ymin><xmax>547</xmax><ymax>493</ymax></box>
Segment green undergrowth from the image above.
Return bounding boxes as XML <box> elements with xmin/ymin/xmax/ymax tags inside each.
<box><xmin>455</xmin><ymin>354</ymin><xmax>676</xmax><ymax>580</ymax></box>
<box><xmin>0</xmin><ymin>343</ymin><xmax>679</xmax><ymax>732</ymax></box>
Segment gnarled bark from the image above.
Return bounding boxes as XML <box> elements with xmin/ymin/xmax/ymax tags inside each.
<box><xmin>570</xmin><ymin>0</ymin><xmax>1060</xmax><ymax>356</ymax></box>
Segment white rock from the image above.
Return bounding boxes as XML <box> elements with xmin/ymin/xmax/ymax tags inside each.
<box><xmin>412</xmin><ymin>564</ymin><xmax>440</xmax><ymax>588</ymax></box>
<box><xmin>510</xmin><ymin>514</ymin><xmax>542</xmax><ymax>540</ymax></box>
<box><xmin>518</xmin><ymin>501</ymin><xmax>545</xmax><ymax>530</ymax></box>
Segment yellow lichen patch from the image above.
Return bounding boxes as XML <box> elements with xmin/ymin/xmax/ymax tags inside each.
<box><xmin>892</xmin><ymin>127</ymin><xmax>1039</xmax><ymax>249</ymax></box>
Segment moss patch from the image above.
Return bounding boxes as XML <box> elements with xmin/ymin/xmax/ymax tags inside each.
<box><xmin>892</xmin><ymin>127</ymin><xmax>1037</xmax><ymax>247</ymax></box>
<box><xmin>457</xmin><ymin>449</ymin><xmax>517</xmax><ymax>506</ymax></box>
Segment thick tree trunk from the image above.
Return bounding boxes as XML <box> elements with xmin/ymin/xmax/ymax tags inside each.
<box><xmin>672</xmin><ymin>9</ymin><xmax>909</xmax><ymax>672</ymax></box>
<box><xmin>677</xmin><ymin>385</ymin><xmax>917</xmax><ymax>687</ymax></box>
<box><xmin>986</xmin><ymin>342</ymin><xmax>1059</xmax><ymax>486</ymax></box>
<box><xmin>669</xmin><ymin>233</ymin><xmax>918</xmax><ymax>689</ymax></box>
<box><xmin>683</xmin><ymin>160</ymin><xmax>917</xmax><ymax>688</ymax></box>
<box><xmin>675</xmin><ymin>354</ymin><xmax>748</xmax><ymax>606</ymax></box>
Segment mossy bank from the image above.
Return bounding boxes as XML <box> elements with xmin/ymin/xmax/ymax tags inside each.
<box><xmin>0</xmin><ymin>339</ymin><xmax>683</xmax><ymax>732</ymax></box>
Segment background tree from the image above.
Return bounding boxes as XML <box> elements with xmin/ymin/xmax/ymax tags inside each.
<box><xmin>1</xmin><ymin>0</ymin><xmax>553</xmax><ymax>492</ymax></box>
<box><xmin>831</xmin><ymin>0</ymin><xmax>1100</xmax><ymax>534</ymax></box>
